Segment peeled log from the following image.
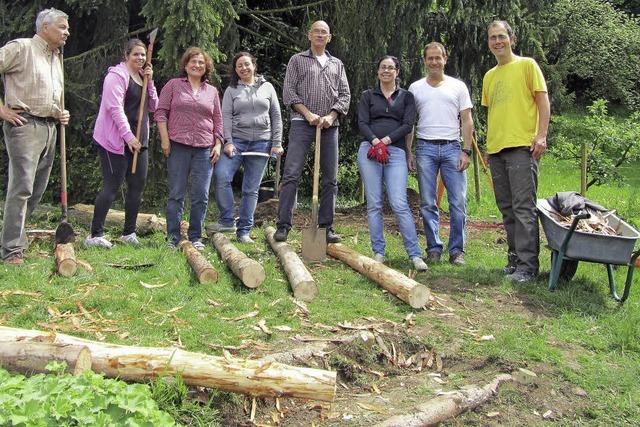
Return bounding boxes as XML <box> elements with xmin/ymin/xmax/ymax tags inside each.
<box><xmin>0</xmin><ymin>342</ymin><xmax>92</xmax><ymax>375</ymax></box>
<box><xmin>327</xmin><ymin>243</ymin><xmax>430</xmax><ymax>308</ymax></box>
<box><xmin>0</xmin><ymin>326</ymin><xmax>336</xmax><ymax>402</ymax></box>
<box><xmin>69</xmin><ymin>203</ymin><xmax>166</xmax><ymax>235</ymax></box>
<box><xmin>265</xmin><ymin>226</ymin><xmax>317</xmax><ymax>301</ymax></box>
<box><xmin>211</xmin><ymin>232</ymin><xmax>265</xmax><ymax>288</ymax></box>
<box><xmin>179</xmin><ymin>240</ymin><xmax>218</xmax><ymax>284</ymax></box>
<box><xmin>55</xmin><ymin>243</ymin><xmax>77</xmax><ymax>277</ymax></box>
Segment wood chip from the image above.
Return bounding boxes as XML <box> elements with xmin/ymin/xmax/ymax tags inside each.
<box><xmin>257</xmin><ymin>319</ymin><xmax>272</xmax><ymax>335</ymax></box>
<box><xmin>166</xmin><ymin>305</ymin><xmax>184</xmax><ymax>313</ymax></box>
<box><xmin>486</xmin><ymin>411</ymin><xmax>500</xmax><ymax>418</ymax></box>
<box><xmin>76</xmin><ymin>259</ymin><xmax>94</xmax><ymax>272</ymax></box>
<box><xmin>477</xmin><ymin>334</ymin><xmax>495</xmax><ymax>341</ymax></box>
<box><xmin>140</xmin><ymin>281</ymin><xmax>168</xmax><ymax>289</ymax></box>
<box><xmin>206</xmin><ymin>299</ymin><xmax>222</xmax><ymax>307</ymax></box>
<box><xmin>222</xmin><ymin>310</ymin><xmax>259</xmax><ymax>321</ymax></box>
<box><xmin>274</xmin><ymin>325</ymin><xmax>292</xmax><ymax>332</ymax></box>
<box><xmin>0</xmin><ymin>290</ymin><xmax>42</xmax><ymax>299</ymax></box>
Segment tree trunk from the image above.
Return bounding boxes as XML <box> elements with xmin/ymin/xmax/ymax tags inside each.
<box><xmin>69</xmin><ymin>203</ymin><xmax>166</xmax><ymax>235</ymax></box>
<box><xmin>265</xmin><ymin>226</ymin><xmax>317</xmax><ymax>301</ymax></box>
<box><xmin>211</xmin><ymin>232</ymin><xmax>265</xmax><ymax>288</ymax></box>
<box><xmin>179</xmin><ymin>240</ymin><xmax>218</xmax><ymax>284</ymax></box>
<box><xmin>55</xmin><ymin>243</ymin><xmax>77</xmax><ymax>277</ymax></box>
<box><xmin>0</xmin><ymin>326</ymin><xmax>336</xmax><ymax>402</ymax></box>
<box><xmin>0</xmin><ymin>342</ymin><xmax>92</xmax><ymax>376</ymax></box>
<box><xmin>327</xmin><ymin>243</ymin><xmax>431</xmax><ymax>308</ymax></box>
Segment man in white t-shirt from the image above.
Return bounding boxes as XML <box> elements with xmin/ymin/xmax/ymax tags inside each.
<box><xmin>408</xmin><ymin>42</ymin><xmax>474</xmax><ymax>265</ymax></box>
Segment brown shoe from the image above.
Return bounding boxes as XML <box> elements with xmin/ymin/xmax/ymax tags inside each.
<box><xmin>449</xmin><ymin>252</ymin><xmax>465</xmax><ymax>265</ymax></box>
<box><xmin>3</xmin><ymin>253</ymin><xmax>24</xmax><ymax>265</ymax></box>
<box><xmin>426</xmin><ymin>251</ymin><xmax>441</xmax><ymax>263</ymax></box>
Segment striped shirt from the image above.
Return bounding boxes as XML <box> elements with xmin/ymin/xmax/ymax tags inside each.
<box><xmin>282</xmin><ymin>49</ymin><xmax>350</xmax><ymax>125</ymax></box>
<box><xmin>0</xmin><ymin>35</ymin><xmax>63</xmax><ymax>118</ymax></box>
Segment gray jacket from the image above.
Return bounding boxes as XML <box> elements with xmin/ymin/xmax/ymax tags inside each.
<box><xmin>221</xmin><ymin>76</ymin><xmax>283</xmax><ymax>147</ymax></box>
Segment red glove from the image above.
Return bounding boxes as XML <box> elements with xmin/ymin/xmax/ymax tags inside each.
<box><xmin>370</xmin><ymin>143</ymin><xmax>390</xmax><ymax>164</ymax></box>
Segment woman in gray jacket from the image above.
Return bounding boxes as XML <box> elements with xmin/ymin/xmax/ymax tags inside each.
<box><xmin>211</xmin><ymin>52</ymin><xmax>283</xmax><ymax>242</ymax></box>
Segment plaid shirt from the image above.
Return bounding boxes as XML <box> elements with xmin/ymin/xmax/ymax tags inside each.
<box><xmin>282</xmin><ymin>49</ymin><xmax>350</xmax><ymax>125</ymax></box>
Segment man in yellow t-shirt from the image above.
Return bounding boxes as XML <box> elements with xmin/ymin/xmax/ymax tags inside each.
<box><xmin>481</xmin><ymin>20</ymin><xmax>550</xmax><ymax>283</ymax></box>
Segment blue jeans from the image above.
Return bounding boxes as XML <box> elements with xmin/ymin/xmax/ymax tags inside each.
<box><xmin>357</xmin><ymin>142</ymin><xmax>422</xmax><ymax>259</ymax></box>
<box><xmin>166</xmin><ymin>141</ymin><xmax>213</xmax><ymax>245</ymax></box>
<box><xmin>214</xmin><ymin>139</ymin><xmax>271</xmax><ymax>237</ymax></box>
<box><xmin>416</xmin><ymin>139</ymin><xmax>467</xmax><ymax>256</ymax></box>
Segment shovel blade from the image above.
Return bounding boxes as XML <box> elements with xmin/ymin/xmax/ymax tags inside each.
<box><xmin>302</xmin><ymin>227</ymin><xmax>326</xmax><ymax>262</ymax></box>
<box><xmin>55</xmin><ymin>221</ymin><xmax>75</xmax><ymax>245</ymax></box>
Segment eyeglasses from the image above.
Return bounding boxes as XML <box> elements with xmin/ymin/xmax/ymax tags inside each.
<box><xmin>379</xmin><ymin>65</ymin><xmax>397</xmax><ymax>71</ymax></box>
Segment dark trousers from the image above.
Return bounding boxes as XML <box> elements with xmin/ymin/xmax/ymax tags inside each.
<box><xmin>277</xmin><ymin>121</ymin><xmax>338</xmax><ymax>230</ymax></box>
<box><xmin>488</xmin><ymin>147</ymin><xmax>540</xmax><ymax>274</ymax></box>
<box><xmin>91</xmin><ymin>145</ymin><xmax>148</xmax><ymax>237</ymax></box>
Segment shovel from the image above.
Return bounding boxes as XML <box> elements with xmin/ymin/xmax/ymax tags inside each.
<box><xmin>55</xmin><ymin>47</ymin><xmax>74</xmax><ymax>245</ymax></box>
<box><xmin>302</xmin><ymin>127</ymin><xmax>326</xmax><ymax>262</ymax></box>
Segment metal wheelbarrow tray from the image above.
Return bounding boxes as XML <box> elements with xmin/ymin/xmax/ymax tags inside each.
<box><xmin>537</xmin><ymin>199</ymin><xmax>640</xmax><ymax>303</ymax></box>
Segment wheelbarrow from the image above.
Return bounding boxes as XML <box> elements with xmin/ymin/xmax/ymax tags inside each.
<box><xmin>537</xmin><ymin>199</ymin><xmax>640</xmax><ymax>303</ymax></box>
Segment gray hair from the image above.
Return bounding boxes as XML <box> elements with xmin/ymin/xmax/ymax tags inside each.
<box><xmin>36</xmin><ymin>8</ymin><xmax>69</xmax><ymax>33</ymax></box>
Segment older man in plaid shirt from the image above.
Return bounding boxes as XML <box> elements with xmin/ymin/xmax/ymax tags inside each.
<box><xmin>274</xmin><ymin>20</ymin><xmax>350</xmax><ymax>243</ymax></box>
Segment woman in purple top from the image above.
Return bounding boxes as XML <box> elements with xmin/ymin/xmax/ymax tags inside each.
<box><xmin>155</xmin><ymin>47</ymin><xmax>223</xmax><ymax>250</ymax></box>
<box><xmin>86</xmin><ymin>39</ymin><xmax>158</xmax><ymax>249</ymax></box>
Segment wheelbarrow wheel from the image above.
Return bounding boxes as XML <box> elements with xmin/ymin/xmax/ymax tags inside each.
<box><xmin>551</xmin><ymin>253</ymin><xmax>579</xmax><ymax>281</ymax></box>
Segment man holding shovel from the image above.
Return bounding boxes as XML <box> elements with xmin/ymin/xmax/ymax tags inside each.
<box><xmin>0</xmin><ymin>8</ymin><xmax>71</xmax><ymax>265</ymax></box>
<box><xmin>274</xmin><ymin>20</ymin><xmax>350</xmax><ymax>243</ymax></box>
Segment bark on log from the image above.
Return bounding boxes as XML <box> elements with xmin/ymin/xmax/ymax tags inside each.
<box><xmin>211</xmin><ymin>232</ymin><xmax>265</xmax><ymax>288</ymax></box>
<box><xmin>0</xmin><ymin>326</ymin><xmax>336</xmax><ymax>402</ymax></box>
<box><xmin>55</xmin><ymin>243</ymin><xmax>77</xmax><ymax>277</ymax></box>
<box><xmin>0</xmin><ymin>342</ymin><xmax>92</xmax><ymax>375</ymax></box>
<box><xmin>26</xmin><ymin>229</ymin><xmax>56</xmax><ymax>242</ymax></box>
<box><xmin>327</xmin><ymin>243</ymin><xmax>431</xmax><ymax>308</ymax></box>
<box><xmin>265</xmin><ymin>226</ymin><xmax>317</xmax><ymax>301</ymax></box>
<box><xmin>69</xmin><ymin>203</ymin><xmax>166</xmax><ymax>235</ymax></box>
<box><xmin>179</xmin><ymin>240</ymin><xmax>218</xmax><ymax>284</ymax></box>
<box><xmin>374</xmin><ymin>374</ymin><xmax>513</xmax><ymax>427</ymax></box>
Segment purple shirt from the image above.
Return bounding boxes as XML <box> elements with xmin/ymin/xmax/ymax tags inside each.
<box><xmin>154</xmin><ymin>77</ymin><xmax>223</xmax><ymax>148</ymax></box>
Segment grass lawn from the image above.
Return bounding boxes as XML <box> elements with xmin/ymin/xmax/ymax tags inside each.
<box><xmin>0</xmin><ymin>157</ymin><xmax>639</xmax><ymax>426</ymax></box>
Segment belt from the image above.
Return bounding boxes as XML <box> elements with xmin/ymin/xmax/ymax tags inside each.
<box><xmin>420</xmin><ymin>139</ymin><xmax>459</xmax><ymax>145</ymax></box>
<box><xmin>16</xmin><ymin>111</ymin><xmax>58</xmax><ymax>124</ymax></box>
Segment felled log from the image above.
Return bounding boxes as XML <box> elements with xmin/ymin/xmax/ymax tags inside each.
<box><xmin>69</xmin><ymin>203</ymin><xmax>166</xmax><ymax>235</ymax></box>
<box><xmin>374</xmin><ymin>373</ymin><xmax>513</xmax><ymax>427</ymax></box>
<box><xmin>26</xmin><ymin>229</ymin><xmax>56</xmax><ymax>242</ymax></box>
<box><xmin>179</xmin><ymin>240</ymin><xmax>218</xmax><ymax>284</ymax></box>
<box><xmin>55</xmin><ymin>243</ymin><xmax>77</xmax><ymax>277</ymax></box>
<box><xmin>265</xmin><ymin>226</ymin><xmax>317</xmax><ymax>301</ymax></box>
<box><xmin>0</xmin><ymin>342</ymin><xmax>91</xmax><ymax>376</ymax></box>
<box><xmin>211</xmin><ymin>232</ymin><xmax>265</xmax><ymax>288</ymax></box>
<box><xmin>327</xmin><ymin>243</ymin><xmax>430</xmax><ymax>308</ymax></box>
<box><xmin>0</xmin><ymin>326</ymin><xmax>336</xmax><ymax>402</ymax></box>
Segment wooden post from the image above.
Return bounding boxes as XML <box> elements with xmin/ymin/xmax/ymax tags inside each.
<box><xmin>179</xmin><ymin>241</ymin><xmax>218</xmax><ymax>284</ymax></box>
<box><xmin>55</xmin><ymin>243</ymin><xmax>77</xmax><ymax>277</ymax></box>
<box><xmin>327</xmin><ymin>243</ymin><xmax>431</xmax><ymax>308</ymax></box>
<box><xmin>265</xmin><ymin>226</ymin><xmax>317</xmax><ymax>301</ymax></box>
<box><xmin>0</xmin><ymin>342</ymin><xmax>92</xmax><ymax>375</ymax></box>
<box><xmin>211</xmin><ymin>232</ymin><xmax>265</xmax><ymax>288</ymax></box>
<box><xmin>581</xmin><ymin>142</ymin><xmax>587</xmax><ymax>195</ymax></box>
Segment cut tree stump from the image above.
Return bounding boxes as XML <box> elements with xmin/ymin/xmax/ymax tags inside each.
<box><xmin>179</xmin><ymin>240</ymin><xmax>218</xmax><ymax>284</ymax></box>
<box><xmin>374</xmin><ymin>373</ymin><xmax>513</xmax><ymax>426</ymax></box>
<box><xmin>0</xmin><ymin>326</ymin><xmax>336</xmax><ymax>402</ymax></box>
<box><xmin>211</xmin><ymin>232</ymin><xmax>265</xmax><ymax>288</ymax></box>
<box><xmin>265</xmin><ymin>226</ymin><xmax>317</xmax><ymax>301</ymax></box>
<box><xmin>55</xmin><ymin>243</ymin><xmax>77</xmax><ymax>277</ymax></box>
<box><xmin>0</xmin><ymin>342</ymin><xmax>91</xmax><ymax>376</ymax></box>
<box><xmin>327</xmin><ymin>243</ymin><xmax>431</xmax><ymax>308</ymax></box>
<box><xmin>69</xmin><ymin>203</ymin><xmax>166</xmax><ymax>235</ymax></box>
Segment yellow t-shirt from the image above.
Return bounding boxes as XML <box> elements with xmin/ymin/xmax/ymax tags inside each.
<box><xmin>481</xmin><ymin>56</ymin><xmax>547</xmax><ymax>154</ymax></box>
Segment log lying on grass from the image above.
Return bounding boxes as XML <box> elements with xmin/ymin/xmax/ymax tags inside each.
<box><xmin>374</xmin><ymin>373</ymin><xmax>513</xmax><ymax>427</ymax></box>
<box><xmin>265</xmin><ymin>226</ymin><xmax>317</xmax><ymax>301</ymax></box>
<box><xmin>179</xmin><ymin>240</ymin><xmax>218</xmax><ymax>284</ymax></box>
<box><xmin>55</xmin><ymin>243</ymin><xmax>77</xmax><ymax>277</ymax></box>
<box><xmin>26</xmin><ymin>229</ymin><xmax>56</xmax><ymax>242</ymax></box>
<box><xmin>327</xmin><ymin>243</ymin><xmax>431</xmax><ymax>308</ymax></box>
<box><xmin>69</xmin><ymin>203</ymin><xmax>165</xmax><ymax>235</ymax></box>
<box><xmin>0</xmin><ymin>342</ymin><xmax>91</xmax><ymax>375</ymax></box>
<box><xmin>0</xmin><ymin>326</ymin><xmax>336</xmax><ymax>402</ymax></box>
<box><xmin>211</xmin><ymin>232</ymin><xmax>265</xmax><ymax>288</ymax></box>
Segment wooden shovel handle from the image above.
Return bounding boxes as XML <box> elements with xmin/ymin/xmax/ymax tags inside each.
<box><xmin>131</xmin><ymin>73</ymin><xmax>149</xmax><ymax>174</ymax></box>
<box><xmin>311</xmin><ymin>127</ymin><xmax>321</xmax><ymax>225</ymax></box>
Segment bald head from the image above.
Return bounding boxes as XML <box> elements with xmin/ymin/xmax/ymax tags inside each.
<box><xmin>308</xmin><ymin>20</ymin><xmax>331</xmax><ymax>53</ymax></box>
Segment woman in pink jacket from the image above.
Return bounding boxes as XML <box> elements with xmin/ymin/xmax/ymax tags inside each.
<box><xmin>85</xmin><ymin>39</ymin><xmax>158</xmax><ymax>248</ymax></box>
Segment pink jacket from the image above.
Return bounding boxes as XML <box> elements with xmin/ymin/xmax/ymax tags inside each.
<box><xmin>93</xmin><ymin>62</ymin><xmax>159</xmax><ymax>155</ymax></box>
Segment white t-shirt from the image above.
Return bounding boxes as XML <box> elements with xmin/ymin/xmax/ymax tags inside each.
<box><xmin>408</xmin><ymin>75</ymin><xmax>473</xmax><ymax>140</ymax></box>
<box><xmin>316</xmin><ymin>53</ymin><xmax>328</xmax><ymax>68</ymax></box>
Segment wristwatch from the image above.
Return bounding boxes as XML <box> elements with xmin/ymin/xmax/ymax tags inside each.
<box><xmin>461</xmin><ymin>147</ymin><xmax>472</xmax><ymax>156</ymax></box>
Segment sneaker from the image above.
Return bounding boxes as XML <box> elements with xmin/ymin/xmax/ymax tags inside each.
<box><xmin>449</xmin><ymin>252</ymin><xmax>465</xmax><ymax>265</ymax></box>
<box><xmin>274</xmin><ymin>226</ymin><xmax>289</xmax><ymax>242</ymax></box>
<box><xmin>192</xmin><ymin>240</ymin><xmax>205</xmax><ymax>251</ymax></box>
<box><xmin>84</xmin><ymin>235</ymin><xmax>113</xmax><ymax>249</ymax></box>
<box><xmin>502</xmin><ymin>252</ymin><xmax>518</xmax><ymax>275</ymax></box>
<box><xmin>119</xmin><ymin>233</ymin><xmax>140</xmax><ymax>246</ymax></box>
<box><xmin>426</xmin><ymin>251</ymin><xmax>442</xmax><ymax>263</ymax></box>
<box><xmin>237</xmin><ymin>234</ymin><xmax>254</xmax><ymax>244</ymax></box>
<box><xmin>326</xmin><ymin>228</ymin><xmax>342</xmax><ymax>244</ymax></box>
<box><xmin>411</xmin><ymin>256</ymin><xmax>428</xmax><ymax>271</ymax></box>
<box><xmin>3</xmin><ymin>252</ymin><xmax>24</xmax><ymax>265</ymax></box>
<box><xmin>507</xmin><ymin>269</ymin><xmax>536</xmax><ymax>284</ymax></box>
<box><xmin>207</xmin><ymin>222</ymin><xmax>237</xmax><ymax>233</ymax></box>
<box><xmin>373</xmin><ymin>253</ymin><xmax>385</xmax><ymax>263</ymax></box>
<box><xmin>167</xmin><ymin>241</ymin><xmax>177</xmax><ymax>250</ymax></box>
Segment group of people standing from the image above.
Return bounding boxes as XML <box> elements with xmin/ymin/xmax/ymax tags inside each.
<box><xmin>1</xmin><ymin>10</ymin><xmax>549</xmax><ymax>284</ymax></box>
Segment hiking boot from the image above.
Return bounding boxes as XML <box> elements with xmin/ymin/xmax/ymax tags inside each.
<box><xmin>84</xmin><ymin>235</ymin><xmax>113</xmax><ymax>249</ymax></box>
<box><xmin>411</xmin><ymin>256</ymin><xmax>428</xmax><ymax>272</ymax></box>
<box><xmin>326</xmin><ymin>228</ymin><xmax>342</xmax><ymax>244</ymax></box>
<box><xmin>274</xmin><ymin>227</ymin><xmax>289</xmax><ymax>242</ymax></box>
<box><xmin>449</xmin><ymin>252</ymin><xmax>465</xmax><ymax>265</ymax></box>
<box><xmin>3</xmin><ymin>252</ymin><xmax>24</xmax><ymax>265</ymax></box>
<box><xmin>502</xmin><ymin>251</ymin><xmax>518</xmax><ymax>275</ymax></box>
<box><xmin>426</xmin><ymin>251</ymin><xmax>442</xmax><ymax>263</ymax></box>
<box><xmin>192</xmin><ymin>240</ymin><xmax>205</xmax><ymax>251</ymax></box>
<box><xmin>507</xmin><ymin>269</ymin><xmax>536</xmax><ymax>284</ymax></box>
<box><xmin>237</xmin><ymin>234</ymin><xmax>255</xmax><ymax>244</ymax></box>
<box><xmin>373</xmin><ymin>253</ymin><xmax>385</xmax><ymax>263</ymax></box>
<box><xmin>207</xmin><ymin>222</ymin><xmax>236</xmax><ymax>233</ymax></box>
<box><xmin>119</xmin><ymin>233</ymin><xmax>140</xmax><ymax>246</ymax></box>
